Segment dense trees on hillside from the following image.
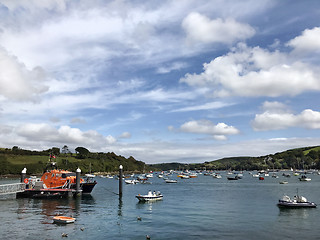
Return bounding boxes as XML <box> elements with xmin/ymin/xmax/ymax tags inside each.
<box><xmin>0</xmin><ymin>146</ymin><xmax>149</xmax><ymax>175</ymax></box>
<box><xmin>2</xmin><ymin>145</ymin><xmax>320</xmax><ymax>175</ymax></box>
<box><xmin>151</xmin><ymin>146</ymin><xmax>320</xmax><ymax>171</ymax></box>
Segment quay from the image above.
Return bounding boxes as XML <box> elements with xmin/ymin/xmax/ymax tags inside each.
<box><xmin>0</xmin><ymin>183</ymin><xmax>26</xmax><ymax>196</ymax></box>
<box><xmin>16</xmin><ymin>188</ymin><xmax>81</xmax><ymax>199</ymax></box>
<box><xmin>0</xmin><ymin>182</ymin><xmax>81</xmax><ymax>199</ymax></box>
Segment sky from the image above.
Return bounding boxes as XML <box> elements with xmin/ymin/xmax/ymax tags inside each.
<box><xmin>0</xmin><ymin>0</ymin><xmax>320</xmax><ymax>164</ymax></box>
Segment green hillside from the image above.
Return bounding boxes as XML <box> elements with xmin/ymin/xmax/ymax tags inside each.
<box><xmin>0</xmin><ymin>147</ymin><xmax>150</xmax><ymax>175</ymax></box>
<box><xmin>150</xmin><ymin>146</ymin><xmax>320</xmax><ymax>171</ymax></box>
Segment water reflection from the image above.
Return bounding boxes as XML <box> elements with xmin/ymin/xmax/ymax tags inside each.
<box><xmin>81</xmin><ymin>194</ymin><xmax>95</xmax><ymax>203</ymax></box>
<box><xmin>16</xmin><ymin>196</ymin><xmax>88</xmax><ymax>225</ymax></box>
<box><xmin>278</xmin><ymin>208</ymin><xmax>311</xmax><ymax>219</ymax></box>
<box><xmin>136</xmin><ymin>200</ymin><xmax>162</xmax><ymax>212</ymax></box>
<box><xmin>118</xmin><ymin>197</ymin><xmax>123</xmax><ymax>216</ymax></box>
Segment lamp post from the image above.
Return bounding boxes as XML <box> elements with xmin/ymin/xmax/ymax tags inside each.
<box><xmin>76</xmin><ymin>167</ymin><xmax>82</xmax><ymax>196</ymax></box>
<box><xmin>119</xmin><ymin>165</ymin><xmax>123</xmax><ymax>197</ymax></box>
<box><xmin>21</xmin><ymin>168</ymin><xmax>27</xmax><ymax>183</ymax></box>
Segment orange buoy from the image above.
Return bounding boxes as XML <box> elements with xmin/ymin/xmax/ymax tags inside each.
<box><xmin>24</xmin><ymin>178</ymin><xmax>29</xmax><ymax>184</ymax></box>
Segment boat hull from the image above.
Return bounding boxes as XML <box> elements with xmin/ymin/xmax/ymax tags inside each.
<box><xmin>277</xmin><ymin>200</ymin><xmax>317</xmax><ymax>208</ymax></box>
<box><xmin>165</xmin><ymin>180</ymin><xmax>177</xmax><ymax>183</ymax></box>
<box><xmin>136</xmin><ymin>191</ymin><xmax>163</xmax><ymax>202</ymax></box>
<box><xmin>80</xmin><ymin>182</ymin><xmax>97</xmax><ymax>194</ymax></box>
<box><xmin>53</xmin><ymin>216</ymin><xmax>76</xmax><ymax>224</ymax></box>
<box><xmin>136</xmin><ymin>195</ymin><xmax>163</xmax><ymax>202</ymax></box>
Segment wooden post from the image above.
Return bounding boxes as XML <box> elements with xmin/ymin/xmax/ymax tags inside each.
<box><xmin>119</xmin><ymin>165</ymin><xmax>123</xmax><ymax>197</ymax></box>
<box><xmin>21</xmin><ymin>168</ymin><xmax>27</xmax><ymax>183</ymax></box>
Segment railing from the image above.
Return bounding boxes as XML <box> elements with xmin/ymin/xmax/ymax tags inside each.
<box><xmin>0</xmin><ymin>183</ymin><xmax>26</xmax><ymax>195</ymax></box>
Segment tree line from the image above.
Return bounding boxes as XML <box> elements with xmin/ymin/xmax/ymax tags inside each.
<box><xmin>0</xmin><ymin>146</ymin><xmax>149</xmax><ymax>175</ymax></box>
<box><xmin>150</xmin><ymin>146</ymin><xmax>320</xmax><ymax>171</ymax></box>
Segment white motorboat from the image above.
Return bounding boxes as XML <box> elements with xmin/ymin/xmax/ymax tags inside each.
<box><xmin>277</xmin><ymin>194</ymin><xmax>316</xmax><ymax>208</ymax></box>
<box><xmin>212</xmin><ymin>174</ymin><xmax>222</xmax><ymax>179</ymax></box>
<box><xmin>125</xmin><ymin>179</ymin><xmax>139</xmax><ymax>184</ymax></box>
<box><xmin>279</xmin><ymin>181</ymin><xmax>288</xmax><ymax>184</ymax></box>
<box><xmin>165</xmin><ymin>179</ymin><xmax>177</xmax><ymax>183</ymax></box>
<box><xmin>299</xmin><ymin>175</ymin><xmax>311</xmax><ymax>181</ymax></box>
<box><xmin>179</xmin><ymin>175</ymin><xmax>190</xmax><ymax>179</ymax></box>
<box><xmin>136</xmin><ymin>190</ymin><xmax>163</xmax><ymax>202</ymax></box>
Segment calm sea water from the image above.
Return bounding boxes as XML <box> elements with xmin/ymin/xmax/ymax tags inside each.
<box><xmin>1</xmin><ymin>172</ymin><xmax>320</xmax><ymax>240</ymax></box>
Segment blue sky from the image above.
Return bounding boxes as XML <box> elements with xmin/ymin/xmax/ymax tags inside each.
<box><xmin>0</xmin><ymin>0</ymin><xmax>320</xmax><ymax>164</ymax></box>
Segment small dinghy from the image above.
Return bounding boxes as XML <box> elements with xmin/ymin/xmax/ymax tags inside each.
<box><xmin>53</xmin><ymin>216</ymin><xmax>76</xmax><ymax>224</ymax></box>
<box><xmin>165</xmin><ymin>179</ymin><xmax>177</xmax><ymax>183</ymax></box>
<box><xmin>277</xmin><ymin>194</ymin><xmax>317</xmax><ymax>208</ymax></box>
<box><xmin>279</xmin><ymin>181</ymin><xmax>288</xmax><ymax>184</ymax></box>
<box><xmin>136</xmin><ymin>190</ymin><xmax>163</xmax><ymax>202</ymax></box>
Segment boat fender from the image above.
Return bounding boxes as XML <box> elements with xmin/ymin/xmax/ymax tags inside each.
<box><xmin>24</xmin><ymin>178</ymin><xmax>29</xmax><ymax>184</ymax></box>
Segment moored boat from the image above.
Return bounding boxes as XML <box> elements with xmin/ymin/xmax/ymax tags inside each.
<box><xmin>279</xmin><ymin>181</ymin><xmax>288</xmax><ymax>184</ymax></box>
<box><xmin>227</xmin><ymin>175</ymin><xmax>239</xmax><ymax>180</ymax></box>
<box><xmin>125</xmin><ymin>179</ymin><xmax>139</xmax><ymax>184</ymax></box>
<box><xmin>40</xmin><ymin>168</ymin><xmax>97</xmax><ymax>194</ymax></box>
<box><xmin>212</xmin><ymin>174</ymin><xmax>222</xmax><ymax>179</ymax></box>
<box><xmin>189</xmin><ymin>173</ymin><xmax>197</xmax><ymax>178</ymax></box>
<box><xmin>299</xmin><ymin>175</ymin><xmax>311</xmax><ymax>181</ymax></box>
<box><xmin>165</xmin><ymin>179</ymin><xmax>177</xmax><ymax>183</ymax></box>
<box><xmin>35</xmin><ymin>155</ymin><xmax>97</xmax><ymax>194</ymax></box>
<box><xmin>53</xmin><ymin>216</ymin><xmax>76</xmax><ymax>224</ymax></box>
<box><xmin>277</xmin><ymin>194</ymin><xmax>316</xmax><ymax>208</ymax></box>
<box><xmin>136</xmin><ymin>190</ymin><xmax>163</xmax><ymax>202</ymax></box>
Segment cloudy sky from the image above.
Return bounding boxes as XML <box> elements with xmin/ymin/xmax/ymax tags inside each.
<box><xmin>0</xmin><ymin>0</ymin><xmax>320</xmax><ymax>164</ymax></box>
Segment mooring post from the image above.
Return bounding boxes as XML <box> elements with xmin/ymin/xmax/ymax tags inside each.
<box><xmin>119</xmin><ymin>165</ymin><xmax>123</xmax><ymax>197</ymax></box>
<box><xmin>21</xmin><ymin>167</ymin><xmax>27</xmax><ymax>183</ymax></box>
<box><xmin>76</xmin><ymin>167</ymin><xmax>82</xmax><ymax>196</ymax></box>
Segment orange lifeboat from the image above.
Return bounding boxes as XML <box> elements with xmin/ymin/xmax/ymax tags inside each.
<box><xmin>41</xmin><ymin>169</ymin><xmax>84</xmax><ymax>189</ymax></box>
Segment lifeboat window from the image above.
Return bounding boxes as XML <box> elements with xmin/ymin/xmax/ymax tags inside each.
<box><xmin>56</xmin><ymin>174</ymin><xmax>61</xmax><ymax>177</ymax></box>
<box><xmin>66</xmin><ymin>173</ymin><xmax>76</xmax><ymax>177</ymax></box>
<box><xmin>52</xmin><ymin>174</ymin><xmax>55</xmax><ymax>178</ymax></box>
<box><xmin>62</xmin><ymin>174</ymin><xmax>67</xmax><ymax>178</ymax></box>
<box><xmin>45</xmin><ymin>175</ymin><xmax>48</xmax><ymax>180</ymax></box>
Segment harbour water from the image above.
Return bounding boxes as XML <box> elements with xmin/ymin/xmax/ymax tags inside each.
<box><xmin>1</xmin><ymin>172</ymin><xmax>320</xmax><ymax>239</ymax></box>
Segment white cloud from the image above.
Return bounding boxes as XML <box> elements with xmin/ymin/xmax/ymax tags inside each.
<box><xmin>182</xmin><ymin>12</ymin><xmax>255</xmax><ymax>45</ymax></box>
<box><xmin>0</xmin><ymin>0</ymin><xmax>67</xmax><ymax>12</ymax></box>
<box><xmin>156</xmin><ymin>62</ymin><xmax>188</xmax><ymax>74</ymax></box>
<box><xmin>180</xmin><ymin>43</ymin><xmax>320</xmax><ymax>97</ymax></box>
<box><xmin>103</xmin><ymin>137</ymin><xmax>320</xmax><ymax>164</ymax></box>
<box><xmin>106</xmin><ymin>135</ymin><xmax>117</xmax><ymax>144</ymax></box>
<box><xmin>252</xmin><ymin>101</ymin><xmax>320</xmax><ymax>131</ymax></box>
<box><xmin>70</xmin><ymin>117</ymin><xmax>87</xmax><ymax>124</ymax></box>
<box><xmin>179</xmin><ymin>119</ymin><xmax>240</xmax><ymax>140</ymax></box>
<box><xmin>0</xmin><ymin>47</ymin><xmax>49</xmax><ymax>101</ymax></box>
<box><xmin>119</xmin><ymin>132</ymin><xmax>131</xmax><ymax>139</ymax></box>
<box><xmin>287</xmin><ymin>27</ymin><xmax>320</xmax><ymax>54</ymax></box>
<box><xmin>260</xmin><ymin>101</ymin><xmax>288</xmax><ymax>113</ymax></box>
<box><xmin>1</xmin><ymin>123</ymin><xmax>117</xmax><ymax>149</ymax></box>
<box><xmin>171</xmin><ymin>101</ymin><xmax>235</xmax><ymax>112</ymax></box>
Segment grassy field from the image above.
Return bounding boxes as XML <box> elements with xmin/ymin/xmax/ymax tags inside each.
<box><xmin>303</xmin><ymin>146</ymin><xmax>320</xmax><ymax>155</ymax></box>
